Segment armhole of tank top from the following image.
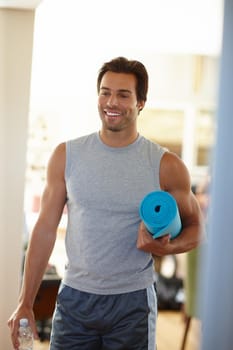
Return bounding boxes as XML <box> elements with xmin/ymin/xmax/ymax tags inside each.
<box><xmin>157</xmin><ymin>147</ymin><xmax>167</xmax><ymax>190</ymax></box>
<box><xmin>65</xmin><ymin>140</ymin><xmax>71</xmax><ymax>182</ymax></box>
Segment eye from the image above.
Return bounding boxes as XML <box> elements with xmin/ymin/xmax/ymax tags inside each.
<box><xmin>119</xmin><ymin>93</ymin><xmax>130</xmax><ymax>99</ymax></box>
<box><xmin>100</xmin><ymin>91</ymin><xmax>110</xmax><ymax>97</ymax></box>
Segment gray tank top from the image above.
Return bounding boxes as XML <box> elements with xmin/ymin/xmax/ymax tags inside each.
<box><xmin>63</xmin><ymin>132</ymin><xmax>166</xmax><ymax>294</ymax></box>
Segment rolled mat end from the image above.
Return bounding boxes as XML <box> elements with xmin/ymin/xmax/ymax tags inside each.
<box><xmin>139</xmin><ymin>190</ymin><xmax>182</xmax><ymax>239</ymax></box>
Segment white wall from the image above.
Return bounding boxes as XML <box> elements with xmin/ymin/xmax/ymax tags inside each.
<box><xmin>0</xmin><ymin>8</ymin><xmax>35</xmax><ymax>348</ymax></box>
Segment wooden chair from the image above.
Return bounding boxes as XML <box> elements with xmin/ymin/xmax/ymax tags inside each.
<box><xmin>33</xmin><ymin>274</ymin><xmax>61</xmax><ymax>341</ymax></box>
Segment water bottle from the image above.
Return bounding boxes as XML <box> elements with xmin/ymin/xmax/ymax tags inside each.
<box><xmin>18</xmin><ymin>318</ymin><xmax>34</xmax><ymax>350</ymax></box>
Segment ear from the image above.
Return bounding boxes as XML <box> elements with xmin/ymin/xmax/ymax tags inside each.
<box><xmin>137</xmin><ymin>101</ymin><xmax>145</xmax><ymax>111</ymax></box>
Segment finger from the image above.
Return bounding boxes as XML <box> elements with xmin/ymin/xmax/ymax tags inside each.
<box><xmin>160</xmin><ymin>234</ymin><xmax>171</xmax><ymax>244</ymax></box>
<box><xmin>9</xmin><ymin>319</ymin><xmax>20</xmax><ymax>349</ymax></box>
<box><xmin>31</xmin><ymin>322</ymin><xmax>39</xmax><ymax>340</ymax></box>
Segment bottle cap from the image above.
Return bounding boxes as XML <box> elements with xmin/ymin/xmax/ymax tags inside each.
<box><xmin>19</xmin><ymin>318</ymin><xmax>29</xmax><ymax>327</ymax></box>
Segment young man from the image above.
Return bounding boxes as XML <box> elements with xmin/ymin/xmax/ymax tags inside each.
<box><xmin>8</xmin><ymin>57</ymin><xmax>203</xmax><ymax>350</ymax></box>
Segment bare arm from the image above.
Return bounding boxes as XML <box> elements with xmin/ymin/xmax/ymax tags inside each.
<box><xmin>137</xmin><ymin>151</ymin><xmax>204</xmax><ymax>256</ymax></box>
<box><xmin>8</xmin><ymin>142</ymin><xmax>67</xmax><ymax>349</ymax></box>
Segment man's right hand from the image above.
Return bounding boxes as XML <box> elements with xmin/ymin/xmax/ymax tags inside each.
<box><xmin>8</xmin><ymin>305</ymin><xmax>39</xmax><ymax>349</ymax></box>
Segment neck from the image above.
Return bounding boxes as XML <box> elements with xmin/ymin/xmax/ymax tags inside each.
<box><xmin>99</xmin><ymin>129</ymin><xmax>139</xmax><ymax>148</ymax></box>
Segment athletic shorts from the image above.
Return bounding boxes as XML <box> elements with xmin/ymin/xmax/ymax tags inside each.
<box><xmin>50</xmin><ymin>283</ymin><xmax>157</xmax><ymax>350</ymax></box>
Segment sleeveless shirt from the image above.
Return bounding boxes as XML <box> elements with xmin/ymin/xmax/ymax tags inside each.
<box><xmin>63</xmin><ymin>132</ymin><xmax>166</xmax><ymax>294</ymax></box>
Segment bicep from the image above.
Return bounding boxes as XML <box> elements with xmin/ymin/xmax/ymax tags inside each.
<box><xmin>160</xmin><ymin>152</ymin><xmax>191</xmax><ymax>193</ymax></box>
<box><xmin>37</xmin><ymin>143</ymin><xmax>67</xmax><ymax>231</ymax></box>
<box><xmin>160</xmin><ymin>151</ymin><xmax>201</xmax><ymax>227</ymax></box>
<box><xmin>175</xmin><ymin>190</ymin><xmax>202</xmax><ymax>229</ymax></box>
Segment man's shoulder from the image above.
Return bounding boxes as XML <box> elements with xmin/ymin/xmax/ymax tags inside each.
<box><xmin>140</xmin><ymin>135</ymin><xmax>167</xmax><ymax>153</ymax></box>
<box><xmin>67</xmin><ymin>132</ymin><xmax>97</xmax><ymax>146</ymax></box>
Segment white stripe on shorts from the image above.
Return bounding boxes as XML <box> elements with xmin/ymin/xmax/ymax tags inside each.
<box><xmin>147</xmin><ymin>284</ymin><xmax>157</xmax><ymax>350</ymax></box>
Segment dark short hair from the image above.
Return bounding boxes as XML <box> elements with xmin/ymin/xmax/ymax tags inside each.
<box><xmin>97</xmin><ymin>57</ymin><xmax>148</xmax><ymax>102</ymax></box>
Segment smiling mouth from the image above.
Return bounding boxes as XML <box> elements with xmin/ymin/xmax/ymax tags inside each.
<box><xmin>104</xmin><ymin>109</ymin><xmax>121</xmax><ymax>117</ymax></box>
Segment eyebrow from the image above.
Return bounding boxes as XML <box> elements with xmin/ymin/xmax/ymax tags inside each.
<box><xmin>100</xmin><ymin>86</ymin><xmax>132</xmax><ymax>94</ymax></box>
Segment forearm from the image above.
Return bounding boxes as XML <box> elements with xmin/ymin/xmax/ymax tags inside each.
<box><xmin>137</xmin><ymin>221</ymin><xmax>204</xmax><ymax>257</ymax></box>
<box><xmin>18</xmin><ymin>226</ymin><xmax>57</xmax><ymax>308</ymax></box>
<box><xmin>169</xmin><ymin>223</ymin><xmax>204</xmax><ymax>254</ymax></box>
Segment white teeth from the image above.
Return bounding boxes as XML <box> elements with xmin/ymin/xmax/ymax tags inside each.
<box><xmin>106</xmin><ymin>112</ymin><xmax>120</xmax><ymax>116</ymax></box>
<box><xmin>104</xmin><ymin>109</ymin><xmax>120</xmax><ymax>116</ymax></box>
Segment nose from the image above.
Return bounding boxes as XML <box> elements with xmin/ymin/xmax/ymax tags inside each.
<box><xmin>107</xmin><ymin>93</ymin><xmax>118</xmax><ymax>107</ymax></box>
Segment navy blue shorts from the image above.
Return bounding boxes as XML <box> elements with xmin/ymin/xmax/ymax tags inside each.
<box><xmin>50</xmin><ymin>284</ymin><xmax>157</xmax><ymax>350</ymax></box>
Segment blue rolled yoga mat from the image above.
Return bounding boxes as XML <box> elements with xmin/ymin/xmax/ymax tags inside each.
<box><xmin>139</xmin><ymin>190</ymin><xmax>182</xmax><ymax>239</ymax></box>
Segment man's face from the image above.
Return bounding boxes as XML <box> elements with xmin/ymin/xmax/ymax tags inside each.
<box><xmin>98</xmin><ymin>71</ymin><xmax>144</xmax><ymax>133</ymax></box>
